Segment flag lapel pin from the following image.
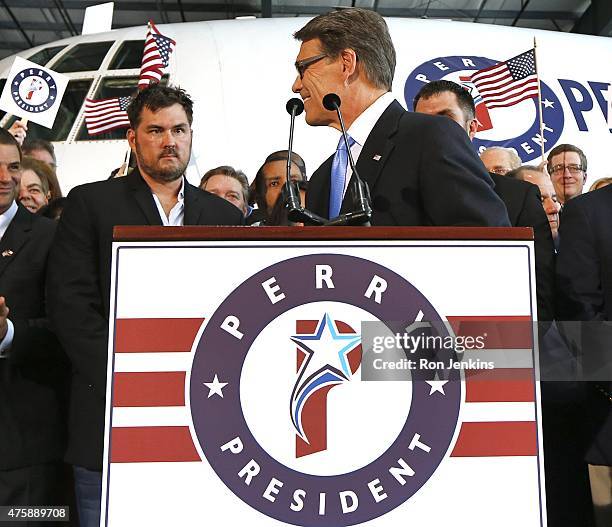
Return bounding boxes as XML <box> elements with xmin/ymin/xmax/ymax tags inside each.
<box><xmin>373</xmin><ymin>154</ymin><xmax>382</xmax><ymax>161</ymax></box>
<box><xmin>1</xmin><ymin>249</ymin><xmax>13</xmax><ymax>257</ymax></box>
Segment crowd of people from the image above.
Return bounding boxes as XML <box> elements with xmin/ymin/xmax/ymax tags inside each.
<box><xmin>1</xmin><ymin>7</ymin><xmax>611</xmax><ymax>527</ymax></box>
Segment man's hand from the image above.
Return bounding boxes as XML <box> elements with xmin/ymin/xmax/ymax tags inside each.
<box><xmin>0</xmin><ymin>296</ymin><xmax>9</xmax><ymax>341</ymax></box>
<box><xmin>8</xmin><ymin>120</ymin><xmax>27</xmax><ymax>146</ymax></box>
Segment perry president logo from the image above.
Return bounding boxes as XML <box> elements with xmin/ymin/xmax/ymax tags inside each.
<box><xmin>404</xmin><ymin>55</ymin><xmax>565</xmax><ymax>162</ymax></box>
<box><xmin>189</xmin><ymin>253</ymin><xmax>461</xmax><ymax>526</ymax></box>
<box><xmin>11</xmin><ymin>68</ymin><xmax>59</xmax><ymax>113</ymax></box>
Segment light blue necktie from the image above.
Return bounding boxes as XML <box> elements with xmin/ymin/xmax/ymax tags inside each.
<box><xmin>329</xmin><ymin>134</ymin><xmax>356</xmax><ymax>219</ymax></box>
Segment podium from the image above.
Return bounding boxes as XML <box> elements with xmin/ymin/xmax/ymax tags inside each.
<box><xmin>101</xmin><ymin>226</ymin><xmax>546</xmax><ymax>526</ymax></box>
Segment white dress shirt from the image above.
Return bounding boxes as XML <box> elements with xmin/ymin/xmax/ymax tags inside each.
<box><xmin>152</xmin><ymin>177</ymin><xmax>185</xmax><ymax>226</ymax></box>
<box><xmin>0</xmin><ymin>200</ymin><xmax>17</xmax><ymax>238</ymax></box>
<box><xmin>0</xmin><ymin>200</ymin><xmax>18</xmax><ymax>357</ymax></box>
<box><xmin>341</xmin><ymin>91</ymin><xmax>397</xmax><ymax>196</ymax></box>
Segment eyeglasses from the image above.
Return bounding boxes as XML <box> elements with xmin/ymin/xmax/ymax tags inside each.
<box><xmin>295</xmin><ymin>53</ymin><xmax>328</xmax><ymax>79</ymax></box>
<box><xmin>550</xmin><ymin>164</ymin><xmax>583</xmax><ymax>175</ymax></box>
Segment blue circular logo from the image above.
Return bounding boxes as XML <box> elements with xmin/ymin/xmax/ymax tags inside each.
<box><xmin>190</xmin><ymin>253</ymin><xmax>461</xmax><ymax>526</ymax></box>
<box><xmin>11</xmin><ymin>68</ymin><xmax>58</xmax><ymax>113</ymax></box>
<box><xmin>404</xmin><ymin>55</ymin><xmax>564</xmax><ymax>163</ymax></box>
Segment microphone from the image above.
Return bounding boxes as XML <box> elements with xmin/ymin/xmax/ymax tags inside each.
<box><xmin>322</xmin><ymin>93</ymin><xmax>372</xmax><ymax>227</ymax></box>
<box><xmin>322</xmin><ymin>93</ymin><xmax>341</xmax><ymax>112</ymax></box>
<box><xmin>283</xmin><ymin>98</ymin><xmax>326</xmax><ymax>226</ymax></box>
<box><xmin>286</xmin><ymin>97</ymin><xmax>304</xmax><ymax>116</ymax></box>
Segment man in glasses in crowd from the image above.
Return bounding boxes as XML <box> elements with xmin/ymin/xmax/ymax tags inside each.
<box><xmin>291</xmin><ymin>8</ymin><xmax>509</xmax><ymax>227</ymax></box>
<box><xmin>479</xmin><ymin>146</ymin><xmax>522</xmax><ymax>176</ymax></box>
<box><xmin>547</xmin><ymin>143</ymin><xmax>588</xmax><ymax>206</ymax></box>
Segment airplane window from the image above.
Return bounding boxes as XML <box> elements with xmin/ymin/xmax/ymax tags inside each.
<box><xmin>53</xmin><ymin>42</ymin><xmax>114</xmax><ymax>73</ymax></box>
<box><xmin>109</xmin><ymin>41</ymin><xmax>145</xmax><ymax>70</ymax></box>
<box><xmin>27</xmin><ymin>45</ymin><xmax>68</xmax><ymax>67</ymax></box>
<box><xmin>4</xmin><ymin>79</ymin><xmax>92</xmax><ymax>142</ymax></box>
<box><xmin>77</xmin><ymin>75</ymin><xmax>168</xmax><ymax>141</ymax></box>
<box><xmin>0</xmin><ymin>79</ymin><xmax>5</xmax><ymax>120</ymax></box>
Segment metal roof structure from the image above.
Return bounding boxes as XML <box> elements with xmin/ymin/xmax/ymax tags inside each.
<box><xmin>0</xmin><ymin>0</ymin><xmax>606</xmax><ymax>60</ymax></box>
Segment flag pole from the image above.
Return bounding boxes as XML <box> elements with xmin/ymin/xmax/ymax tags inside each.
<box><xmin>533</xmin><ymin>37</ymin><xmax>546</xmax><ymax>163</ymax></box>
<box><xmin>116</xmin><ymin>146</ymin><xmax>132</xmax><ymax>178</ymax></box>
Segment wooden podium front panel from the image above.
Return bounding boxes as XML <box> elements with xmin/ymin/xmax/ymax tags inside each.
<box><xmin>101</xmin><ymin>231</ymin><xmax>545</xmax><ymax>527</ymax></box>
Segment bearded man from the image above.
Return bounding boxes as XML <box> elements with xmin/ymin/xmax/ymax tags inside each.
<box><xmin>47</xmin><ymin>84</ymin><xmax>243</xmax><ymax>527</ymax></box>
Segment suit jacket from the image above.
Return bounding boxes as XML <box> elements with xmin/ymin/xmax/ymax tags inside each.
<box><xmin>0</xmin><ymin>205</ymin><xmax>66</xmax><ymax>471</ymax></box>
<box><xmin>47</xmin><ymin>169</ymin><xmax>245</xmax><ymax>469</ymax></box>
<box><xmin>556</xmin><ymin>184</ymin><xmax>612</xmax><ymax>465</ymax></box>
<box><xmin>491</xmin><ymin>173</ymin><xmax>555</xmax><ymax>322</ymax></box>
<box><xmin>306</xmin><ymin>101</ymin><xmax>510</xmax><ymax>227</ymax></box>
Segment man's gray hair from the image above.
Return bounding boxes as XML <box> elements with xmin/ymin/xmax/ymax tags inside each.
<box><xmin>481</xmin><ymin>147</ymin><xmax>522</xmax><ymax>170</ymax></box>
<box><xmin>294</xmin><ymin>8</ymin><xmax>396</xmax><ymax>91</ymax></box>
<box><xmin>200</xmin><ymin>165</ymin><xmax>249</xmax><ymax>205</ymax></box>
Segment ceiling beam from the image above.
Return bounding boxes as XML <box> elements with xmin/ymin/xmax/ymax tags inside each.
<box><xmin>0</xmin><ymin>40</ymin><xmax>38</xmax><ymax>51</ymax></box>
<box><xmin>511</xmin><ymin>0</ymin><xmax>532</xmax><ymax>26</ymax></box>
<box><xmin>0</xmin><ymin>1</ymin><xmax>580</xmax><ymax>20</ymax></box>
<box><xmin>274</xmin><ymin>6</ymin><xmax>579</xmax><ymax>20</ymax></box>
<box><xmin>0</xmin><ymin>0</ymin><xmax>34</xmax><ymax>47</ymax></box>
<box><xmin>572</xmin><ymin>0</ymin><xmax>612</xmax><ymax>36</ymax></box>
<box><xmin>0</xmin><ymin>20</ymin><xmax>134</xmax><ymax>31</ymax></box>
<box><xmin>261</xmin><ymin>0</ymin><xmax>272</xmax><ymax>18</ymax></box>
<box><xmin>2</xmin><ymin>0</ymin><xmax>255</xmax><ymax>12</ymax></box>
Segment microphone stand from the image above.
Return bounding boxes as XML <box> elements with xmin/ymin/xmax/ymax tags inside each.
<box><xmin>284</xmin><ymin>98</ymin><xmax>327</xmax><ymax>226</ymax></box>
<box><xmin>322</xmin><ymin>94</ymin><xmax>372</xmax><ymax>227</ymax></box>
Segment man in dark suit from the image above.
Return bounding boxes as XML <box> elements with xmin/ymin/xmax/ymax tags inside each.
<box><xmin>413</xmin><ymin>79</ymin><xmax>555</xmax><ymax>322</ymax></box>
<box><xmin>0</xmin><ymin>129</ymin><xmax>66</xmax><ymax>512</ymax></box>
<box><xmin>413</xmin><ymin>80</ymin><xmax>590</xmax><ymax>526</ymax></box>
<box><xmin>292</xmin><ymin>9</ymin><xmax>509</xmax><ymax>227</ymax></box>
<box><xmin>47</xmin><ymin>84</ymin><xmax>244</xmax><ymax>527</ymax></box>
<box><xmin>557</xmin><ymin>184</ymin><xmax>612</xmax><ymax>526</ymax></box>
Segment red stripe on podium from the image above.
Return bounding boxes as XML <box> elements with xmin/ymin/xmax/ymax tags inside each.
<box><xmin>111</xmin><ymin>426</ymin><xmax>200</xmax><ymax>462</ymax></box>
<box><xmin>465</xmin><ymin>368</ymin><xmax>535</xmax><ymax>402</ymax></box>
<box><xmin>113</xmin><ymin>372</ymin><xmax>186</xmax><ymax>407</ymax></box>
<box><xmin>114</xmin><ymin>318</ymin><xmax>204</xmax><ymax>352</ymax></box>
<box><xmin>446</xmin><ymin>316</ymin><xmax>533</xmax><ymax>349</ymax></box>
<box><xmin>451</xmin><ymin>421</ymin><xmax>537</xmax><ymax>457</ymax></box>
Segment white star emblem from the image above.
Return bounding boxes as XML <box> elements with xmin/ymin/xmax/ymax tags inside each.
<box><xmin>289</xmin><ymin>314</ymin><xmax>361</xmax><ymax>439</ymax></box>
<box><xmin>291</xmin><ymin>313</ymin><xmax>361</xmax><ymax>383</ymax></box>
<box><xmin>543</xmin><ymin>99</ymin><xmax>554</xmax><ymax>109</ymax></box>
<box><xmin>203</xmin><ymin>374</ymin><xmax>228</xmax><ymax>398</ymax></box>
<box><xmin>425</xmin><ymin>379</ymin><xmax>448</xmax><ymax>395</ymax></box>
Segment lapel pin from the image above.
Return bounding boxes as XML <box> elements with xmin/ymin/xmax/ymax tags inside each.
<box><xmin>373</xmin><ymin>154</ymin><xmax>382</xmax><ymax>161</ymax></box>
<box><xmin>1</xmin><ymin>250</ymin><xmax>13</xmax><ymax>257</ymax></box>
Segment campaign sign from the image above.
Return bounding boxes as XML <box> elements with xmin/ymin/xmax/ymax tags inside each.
<box><xmin>101</xmin><ymin>231</ymin><xmax>545</xmax><ymax>527</ymax></box>
<box><xmin>0</xmin><ymin>56</ymin><xmax>69</xmax><ymax>128</ymax></box>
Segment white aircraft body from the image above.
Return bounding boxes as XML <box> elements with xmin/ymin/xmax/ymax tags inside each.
<box><xmin>0</xmin><ymin>17</ymin><xmax>610</xmax><ymax>192</ymax></box>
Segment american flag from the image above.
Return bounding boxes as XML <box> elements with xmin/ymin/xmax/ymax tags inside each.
<box><xmin>138</xmin><ymin>20</ymin><xmax>176</xmax><ymax>89</ymax></box>
<box><xmin>469</xmin><ymin>49</ymin><xmax>539</xmax><ymax>110</ymax></box>
<box><xmin>83</xmin><ymin>96</ymin><xmax>131</xmax><ymax>135</ymax></box>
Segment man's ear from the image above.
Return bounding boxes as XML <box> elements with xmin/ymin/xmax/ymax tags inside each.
<box><xmin>340</xmin><ymin>49</ymin><xmax>358</xmax><ymax>79</ymax></box>
<box><xmin>467</xmin><ymin>119</ymin><xmax>478</xmax><ymax>141</ymax></box>
<box><xmin>126</xmin><ymin>128</ymin><xmax>136</xmax><ymax>151</ymax></box>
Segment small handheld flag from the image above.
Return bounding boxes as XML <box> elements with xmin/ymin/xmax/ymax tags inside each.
<box><xmin>84</xmin><ymin>96</ymin><xmax>131</xmax><ymax>135</ymax></box>
<box><xmin>138</xmin><ymin>20</ymin><xmax>176</xmax><ymax>90</ymax></box>
<box><xmin>469</xmin><ymin>49</ymin><xmax>539</xmax><ymax>110</ymax></box>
